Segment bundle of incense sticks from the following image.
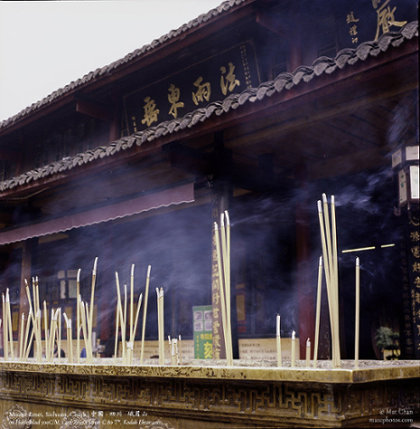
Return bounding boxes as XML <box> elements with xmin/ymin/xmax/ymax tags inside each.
<box><xmin>156</xmin><ymin>287</ymin><xmax>164</xmax><ymax>365</ymax></box>
<box><xmin>317</xmin><ymin>194</ymin><xmax>341</xmax><ymax>367</ymax></box>
<box><xmin>214</xmin><ymin>210</ymin><xmax>233</xmax><ymax>366</ymax></box>
<box><xmin>25</xmin><ymin>278</ymin><xmax>42</xmax><ymax>361</ymax></box>
<box><xmin>2</xmin><ymin>290</ymin><xmax>14</xmax><ymax>359</ymax></box>
<box><xmin>140</xmin><ymin>265</ymin><xmax>151</xmax><ymax>364</ymax></box>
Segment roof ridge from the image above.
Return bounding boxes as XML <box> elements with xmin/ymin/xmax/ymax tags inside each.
<box><xmin>0</xmin><ymin>0</ymin><xmax>246</xmax><ymax>130</ymax></box>
<box><xmin>0</xmin><ymin>20</ymin><xmax>417</xmax><ymax>193</ymax></box>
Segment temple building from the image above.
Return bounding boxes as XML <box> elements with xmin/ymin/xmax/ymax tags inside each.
<box><xmin>0</xmin><ymin>0</ymin><xmax>420</xmax><ymax>358</ymax></box>
<box><xmin>0</xmin><ymin>0</ymin><xmax>418</xmax><ymax>377</ymax></box>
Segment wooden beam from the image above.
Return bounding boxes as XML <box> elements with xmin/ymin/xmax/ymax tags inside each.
<box><xmin>76</xmin><ymin>99</ymin><xmax>113</xmax><ymax>121</ymax></box>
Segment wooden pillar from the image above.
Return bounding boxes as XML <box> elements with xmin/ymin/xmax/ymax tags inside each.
<box><xmin>295</xmin><ymin>203</ymin><xmax>315</xmax><ymax>359</ymax></box>
<box><xmin>16</xmin><ymin>239</ymin><xmax>36</xmax><ymax>355</ymax></box>
<box><xmin>19</xmin><ymin>240</ymin><xmax>36</xmax><ymax>334</ymax></box>
<box><xmin>97</xmin><ymin>227</ymin><xmax>115</xmax><ymax>349</ymax></box>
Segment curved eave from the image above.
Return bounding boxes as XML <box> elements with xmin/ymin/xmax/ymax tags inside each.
<box><xmin>0</xmin><ymin>0</ymin><xmax>254</xmax><ymax>136</ymax></box>
<box><xmin>0</xmin><ymin>21</ymin><xmax>418</xmax><ymax>197</ymax></box>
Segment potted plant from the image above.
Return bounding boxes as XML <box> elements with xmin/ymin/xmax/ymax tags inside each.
<box><xmin>375</xmin><ymin>327</ymin><xmax>400</xmax><ymax>360</ymax></box>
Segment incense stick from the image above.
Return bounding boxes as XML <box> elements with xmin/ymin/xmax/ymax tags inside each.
<box><xmin>306</xmin><ymin>338</ymin><xmax>311</xmax><ymax>367</ymax></box>
<box><xmin>223</xmin><ymin>211</ymin><xmax>233</xmax><ymax>366</ymax></box>
<box><xmin>6</xmin><ymin>290</ymin><xmax>14</xmax><ymax>358</ymax></box>
<box><xmin>89</xmin><ymin>258</ymin><xmax>98</xmax><ymax>362</ymax></box>
<box><xmin>80</xmin><ymin>299</ymin><xmax>91</xmax><ymax>362</ymax></box>
<box><xmin>132</xmin><ymin>293</ymin><xmax>143</xmax><ymax>345</ymax></box>
<box><xmin>276</xmin><ymin>314</ymin><xmax>282</xmax><ymax>367</ymax></box>
<box><xmin>355</xmin><ymin>257</ymin><xmax>360</xmax><ymax>368</ymax></box>
<box><xmin>57</xmin><ymin>308</ymin><xmax>62</xmax><ymax>362</ymax></box>
<box><xmin>329</xmin><ymin>195</ymin><xmax>341</xmax><ymax>367</ymax></box>
<box><xmin>115</xmin><ymin>272</ymin><xmax>125</xmax><ymax>361</ymax></box>
<box><xmin>76</xmin><ymin>268</ymin><xmax>81</xmax><ymax>363</ymax></box>
<box><xmin>19</xmin><ymin>313</ymin><xmax>25</xmax><ymax>359</ymax></box>
<box><xmin>63</xmin><ymin>313</ymin><xmax>73</xmax><ymax>364</ymax></box>
<box><xmin>130</xmin><ymin>264</ymin><xmax>134</xmax><ymax>354</ymax></box>
<box><xmin>123</xmin><ymin>283</ymin><xmax>127</xmax><ymax>363</ymax></box>
<box><xmin>23</xmin><ymin>310</ymin><xmax>32</xmax><ymax>361</ymax></box>
<box><xmin>114</xmin><ymin>303</ymin><xmax>120</xmax><ymax>359</ymax></box>
<box><xmin>43</xmin><ymin>301</ymin><xmax>49</xmax><ymax>360</ymax></box>
<box><xmin>2</xmin><ymin>294</ymin><xmax>8</xmax><ymax>359</ymax></box>
<box><xmin>156</xmin><ymin>287</ymin><xmax>165</xmax><ymax>365</ymax></box>
<box><xmin>291</xmin><ymin>330</ymin><xmax>296</xmax><ymax>367</ymax></box>
<box><xmin>214</xmin><ymin>222</ymin><xmax>229</xmax><ymax>363</ymax></box>
<box><xmin>140</xmin><ymin>265</ymin><xmax>151</xmax><ymax>364</ymax></box>
<box><xmin>313</xmin><ymin>256</ymin><xmax>323</xmax><ymax>367</ymax></box>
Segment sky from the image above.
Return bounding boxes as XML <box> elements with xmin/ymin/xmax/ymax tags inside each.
<box><xmin>0</xmin><ymin>0</ymin><xmax>224</xmax><ymax>122</ymax></box>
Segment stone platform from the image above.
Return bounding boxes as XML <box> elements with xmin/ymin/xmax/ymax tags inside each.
<box><xmin>0</xmin><ymin>359</ymin><xmax>419</xmax><ymax>428</ymax></box>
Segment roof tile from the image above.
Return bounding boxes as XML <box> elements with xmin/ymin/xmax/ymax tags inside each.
<box><xmin>0</xmin><ymin>21</ymin><xmax>417</xmax><ymax>193</ymax></box>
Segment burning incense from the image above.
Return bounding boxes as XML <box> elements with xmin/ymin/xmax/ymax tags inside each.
<box><xmin>140</xmin><ymin>265</ymin><xmax>151</xmax><ymax>363</ymax></box>
<box><xmin>329</xmin><ymin>195</ymin><xmax>340</xmax><ymax>367</ymax></box>
<box><xmin>156</xmin><ymin>287</ymin><xmax>165</xmax><ymax>365</ymax></box>
<box><xmin>130</xmin><ymin>264</ymin><xmax>134</xmax><ymax>355</ymax></box>
<box><xmin>19</xmin><ymin>313</ymin><xmax>25</xmax><ymax>359</ymax></box>
<box><xmin>115</xmin><ymin>272</ymin><xmax>126</xmax><ymax>360</ymax></box>
<box><xmin>25</xmin><ymin>321</ymin><xmax>35</xmax><ymax>360</ymax></box>
<box><xmin>224</xmin><ymin>211</ymin><xmax>233</xmax><ymax>366</ymax></box>
<box><xmin>34</xmin><ymin>277</ymin><xmax>42</xmax><ymax>361</ymax></box>
<box><xmin>6</xmin><ymin>290</ymin><xmax>14</xmax><ymax>358</ymax></box>
<box><xmin>171</xmin><ymin>338</ymin><xmax>179</xmax><ymax>365</ymax></box>
<box><xmin>123</xmin><ymin>283</ymin><xmax>127</xmax><ymax>362</ymax></box>
<box><xmin>43</xmin><ymin>301</ymin><xmax>49</xmax><ymax>359</ymax></box>
<box><xmin>35</xmin><ymin>309</ymin><xmax>42</xmax><ymax>361</ymax></box>
<box><xmin>132</xmin><ymin>293</ymin><xmax>143</xmax><ymax>344</ymax></box>
<box><xmin>63</xmin><ymin>313</ymin><xmax>73</xmax><ymax>363</ymax></box>
<box><xmin>22</xmin><ymin>310</ymin><xmax>31</xmax><ymax>360</ymax></box>
<box><xmin>89</xmin><ymin>258</ymin><xmax>98</xmax><ymax>347</ymax></box>
<box><xmin>355</xmin><ymin>257</ymin><xmax>360</xmax><ymax>368</ymax></box>
<box><xmin>317</xmin><ymin>196</ymin><xmax>340</xmax><ymax>368</ymax></box>
<box><xmin>291</xmin><ymin>331</ymin><xmax>296</xmax><ymax>367</ymax></box>
<box><xmin>57</xmin><ymin>308</ymin><xmax>62</xmax><ymax>362</ymax></box>
<box><xmin>2</xmin><ymin>294</ymin><xmax>8</xmax><ymax>359</ymax></box>
<box><xmin>114</xmin><ymin>303</ymin><xmax>120</xmax><ymax>358</ymax></box>
<box><xmin>86</xmin><ymin>303</ymin><xmax>93</xmax><ymax>360</ymax></box>
<box><xmin>49</xmin><ymin>310</ymin><xmax>58</xmax><ymax>362</ymax></box>
<box><xmin>306</xmin><ymin>338</ymin><xmax>311</xmax><ymax>367</ymax></box>
<box><xmin>76</xmin><ymin>268</ymin><xmax>81</xmax><ymax>363</ymax></box>
<box><xmin>276</xmin><ymin>314</ymin><xmax>282</xmax><ymax>367</ymax></box>
<box><xmin>214</xmin><ymin>221</ymin><xmax>232</xmax><ymax>365</ymax></box>
<box><xmin>80</xmin><ymin>299</ymin><xmax>92</xmax><ymax>362</ymax></box>
<box><xmin>313</xmin><ymin>256</ymin><xmax>323</xmax><ymax>367</ymax></box>
<box><xmin>178</xmin><ymin>334</ymin><xmax>182</xmax><ymax>364</ymax></box>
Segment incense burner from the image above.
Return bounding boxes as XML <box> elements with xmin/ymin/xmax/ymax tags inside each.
<box><xmin>0</xmin><ymin>359</ymin><xmax>418</xmax><ymax>428</ymax></box>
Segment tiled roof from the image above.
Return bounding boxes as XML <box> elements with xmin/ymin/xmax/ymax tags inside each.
<box><xmin>0</xmin><ymin>21</ymin><xmax>417</xmax><ymax>193</ymax></box>
<box><xmin>0</xmin><ymin>0</ymin><xmax>248</xmax><ymax>130</ymax></box>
